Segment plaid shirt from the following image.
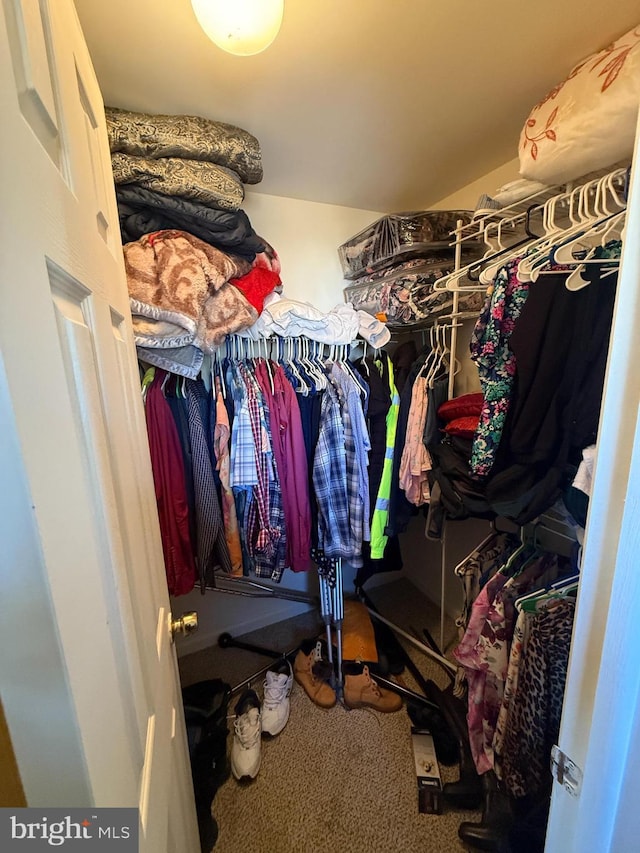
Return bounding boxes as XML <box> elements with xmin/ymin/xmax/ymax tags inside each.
<box><xmin>312</xmin><ymin>380</ymin><xmax>351</xmax><ymax>559</ymax></box>
<box><xmin>331</xmin><ymin>364</ymin><xmax>371</xmax><ymax>556</ymax></box>
<box><xmin>228</xmin><ymin>363</ymin><xmax>258</xmax><ymax>488</ymax></box>
<box><xmin>239</xmin><ymin>364</ymin><xmax>286</xmax><ymax>580</ymax></box>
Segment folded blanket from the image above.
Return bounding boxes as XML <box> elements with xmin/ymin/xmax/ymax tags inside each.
<box><xmin>112</xmin><ymin>152</ymin><xmax>244</xmax><ymax>211</ymax></box>
<box><xmin>116</xmin><ymin>185</ymin><xmax>265</xmax><ymax>261</ymax></box>
<box><xmin>197</xmin><ymin>284</ymin><xmax>258</xmax><ymax>351</ymax></box>
<box><xmin>125</xmin><ymin>229</ymin><xmax>248</xmax><ymax>329</ymax></box>
<box><xmin>124</xmin><ymin>230</ymin><xmax>256</xmax><ymax>354</ymax></box>
<box><xmin>106</xmin><ymin>107</ymin><xmax>263</xmax><ymax>184</ymax></box>
<box><xmin>131</xmin><ymin>316</ymin><xmax>196</xmax><ymax>349</ymax></box>
<box><xmin>136</xmin><ymin>343</ymin><xmax>204</xmax><ymax>380</ymax></box>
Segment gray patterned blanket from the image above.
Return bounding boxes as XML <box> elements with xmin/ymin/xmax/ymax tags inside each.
<box><xmin>111</xmin><ymin>152</ymin><xmax>244</xmax><ymax>211</ymax></box>
<box><xmin>106</xmin><ymin>107</ymin><xmax>262</xmax><ymax>184</ymax></box>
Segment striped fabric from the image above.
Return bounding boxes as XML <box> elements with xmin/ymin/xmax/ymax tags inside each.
<box><xmin>186</xmin><ymin>380</ymin><xmax>232</xmax><ymax>586</ymax></box>
<box><xmin>239</xmin><ymin>363</ymin><xmax>283</xmax><ymax>577</ymax></box>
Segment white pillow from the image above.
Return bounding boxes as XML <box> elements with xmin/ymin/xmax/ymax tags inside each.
<box><xmin>519</xmin><ymin>25</ymin><xmax>640</xmax><ymax>185</ymax></box>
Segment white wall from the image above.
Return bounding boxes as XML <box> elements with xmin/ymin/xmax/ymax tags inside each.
<box><xmin>431</xmin><ymin>157</ymin><xmax>521</xmax><ymax>211</ymax></box>
<box><xmin>244</xmin><ymin>190</ymin><xmax>384</xmax><ymax>312</ymax></box>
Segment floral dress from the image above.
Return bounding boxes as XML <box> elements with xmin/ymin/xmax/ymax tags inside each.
<box><xmin>469</xmin><ymin>261</ymin><xmax>529</xmax><ymax>477</ymax></box>
<box><xmin>453</xmin><ymin>571</ymin><xmax>509</xmax><ymax>774</ymax></box>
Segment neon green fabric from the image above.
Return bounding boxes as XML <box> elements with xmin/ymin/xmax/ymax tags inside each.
<box><xmin>369</xmin><ymin>357</ymin><xmax>400</xmax><ymax>559</ymax></box>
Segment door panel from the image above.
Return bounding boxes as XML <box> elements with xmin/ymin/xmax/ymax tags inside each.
<box><xmin>0</xmin><ymin>1</ymin><xmax>198</xmax><ymax>849</ymax></box>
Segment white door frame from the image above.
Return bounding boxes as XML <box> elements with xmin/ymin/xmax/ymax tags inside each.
<box><xmin>545</xmin><ymin>112</ymin><xmax>640</xmax><ymax>851</ymax></box>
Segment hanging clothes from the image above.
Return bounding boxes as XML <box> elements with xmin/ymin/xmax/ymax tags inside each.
<box><xmin>454</xmin><ymin>548</ymin><xmax>560</xmax><ymax>774</ymax></box>
<box><xmin>398</xmin><ymin>374</ymin><xmax>432</xmax><ymax>506</ymax></box>
<box><xmin>144</xmin><ymin>370</ymin><xmax>197</xmax><ymax>596</ymax></box>
<box><xmin>312</xmin><ymin>378</ymin><xmax>350</xmax><ymax>560</ymax></box>
<box><xmin>213</xmin><ymin>376</ymin><xmax>243</xmax><ymax>576</ymax></box>
<box><xmin>185</xmin><ymin>379</ymin><xmax>232</xmax><ymax>588</ymax></box>
<box><xmin>500</xmin><ymin>598</ymin><xmax>575</xmax><ymax>799</ymax></box>
<box><xmin>254</xmin><ymin>359</ymin><xmax>312</xmax><ymax>573</ymax></box>
<box><xmin>330</xmin><ymin>361</ymin><xmax>372</xmax><ymax>556</ymax></box>
<box><xmin>469</xmin><ymin>259</ymin><xmax>528</xmax><ymax>478</ymax></box>
<box><xmin>369</xmin><ymin>356</ymin><xmax>400</xmax><ymax>560</ymax></box>
<box><xmin>237</xmin><ymin>362</ymin><xmax>287</xmax><ymax>581</ymax></box>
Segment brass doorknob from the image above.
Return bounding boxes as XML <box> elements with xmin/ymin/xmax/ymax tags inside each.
<box><xmin>170</xmin><ymin>611</ymin><xmax>199</xmax><ymax>641</ymax></box>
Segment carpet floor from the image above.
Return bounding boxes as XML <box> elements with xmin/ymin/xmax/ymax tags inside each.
<box><xmin>178</xmin><ymin>579</ymin><xmax>480</xmax><ymax>853</ymax></box>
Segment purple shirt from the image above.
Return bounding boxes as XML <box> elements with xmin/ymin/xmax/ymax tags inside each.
<box><xmin>255</xmin><ymin>360</ymin><xmax>312</xmax><ymax>572</ymax></box>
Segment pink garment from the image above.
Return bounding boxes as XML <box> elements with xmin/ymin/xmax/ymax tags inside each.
<box><xmin>453</xmin><ymin>572</ymin><xmax>509</xmax><ymax>775</ymax></box>
<box><xmin>493</xmin><ymin>609</ymin><xmax>530</xmax><ymax>780</ymax></box>
<box><xmin>398</xmin><ymin>376</ymin><xmax>431</xmax><ymax>505</ymax></box>
<box><xmin>213</xmin><ymin>378</ymin><xmax>243</xmax><ymax>577</ymax></box>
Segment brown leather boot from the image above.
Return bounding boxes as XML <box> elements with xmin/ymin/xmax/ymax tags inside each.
<box><xmin>293</xmin><ymin>643</ymin><xmax>336</xmax><ymax>709</ymax></box>
<box><xmin>343</xmin><ymin>664</ymin><xmax>402</xmax><ymax>713</ymax></box>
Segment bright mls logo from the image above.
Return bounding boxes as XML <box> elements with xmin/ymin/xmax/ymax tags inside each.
<box><xmin>1</xmin><ymin>809</ymin><xmax>138</xmax><ymax>850</ymax></box>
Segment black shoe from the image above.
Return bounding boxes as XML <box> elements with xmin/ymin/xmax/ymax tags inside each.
<box><xmin>197</xmin><ymin>812</ymin><xmax>218</xmax><ymax>852</ymax></box>
<box><xmin>458</xmin><ymin>772</ymin><xmax>513</xmax><ymax>851</ymax></box>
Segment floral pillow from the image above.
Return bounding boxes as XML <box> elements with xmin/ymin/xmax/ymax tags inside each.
<box><xmin>519</xmin><ymin>25</ymin><xmax>640</xmax><ymax>185</ymax></box>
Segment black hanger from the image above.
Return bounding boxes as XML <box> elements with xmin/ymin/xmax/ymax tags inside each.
<box><xmin>466</xmin><ymin>204</ymin><xmax>543</xmax><ymax>281</ymax></box>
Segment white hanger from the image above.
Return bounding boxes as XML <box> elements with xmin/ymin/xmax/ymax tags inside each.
<box><xmin>285</xmin><ymin>337</ymin><xmax>310</xmax><ymax>396</ymax></box>
<box><xmin>552</xmin><ymin>173</ymin><xmax>625</xmax><ymax>266</ymax></box>
<box><xmin>515</xmin><ymin>186</ymin><xmax>577</xmax><ymax>282</ymax></box>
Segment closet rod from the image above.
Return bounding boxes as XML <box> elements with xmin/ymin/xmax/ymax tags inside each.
<box><xmin>205</xmin><ymin>575</ymin><xmax>319</xmax><ymax>605</ymax></box>
<box><xmin>365</xmin><ymin>607</ymin><xmax>457</xmax><ymax>674</ymax></box>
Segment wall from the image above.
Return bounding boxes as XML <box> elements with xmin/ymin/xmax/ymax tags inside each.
<box><xmin>243</xmin><ymin>191</ymin><xmax>384</xmax><ymax>312</ymax></box>
<box><xmin>431</xmin><ymin>157</ymin><xmax>520</xmax><ymax>211</ymax></box>
<box><xmin>175</xmin><ymin>192</ymin><xmax>386</xmax><ymax>656</ymax></box>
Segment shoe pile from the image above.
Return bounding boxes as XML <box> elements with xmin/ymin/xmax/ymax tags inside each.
<box><xmin>230</xmin><ymin>657</ymin><xmax>294</xmax><ymax>783</ymax></box>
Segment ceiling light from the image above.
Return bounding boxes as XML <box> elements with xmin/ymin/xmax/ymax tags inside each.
<box><xmin>191</xmin><ymin>0</ymin><xmax>284</xmax><ymax>56</ymax></box>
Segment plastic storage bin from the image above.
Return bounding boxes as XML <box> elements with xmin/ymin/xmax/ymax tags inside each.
<box><xmin>338</xmin><ymin>210</ymin><xmax>474</xmax><ymax>280</ymax></box>
<box><xmin>343</xmin><ymin>258</ymin><xmax>483</xmax><ymax>327</ymax></box>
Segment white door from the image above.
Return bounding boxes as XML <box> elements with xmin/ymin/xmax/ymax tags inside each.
<box><xmin>0</xmin><ymin>1</ymin><xmax>199</xmax><ymax>851</ymax></box>
<box><xmin>544</xmin><ymin>120</ymin><xmax>640</xmax><ymax>851</ymax></box>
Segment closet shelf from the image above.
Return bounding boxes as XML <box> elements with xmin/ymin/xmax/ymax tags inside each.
<box><xmin>432</xmin><ymin>162</ymin><xmax>631</xmax><ymax>294</ymax></box>
<box><xmin>448</xmin><ymin>160</ymin><xmax>631</xmax><ymax>250</ymax></box>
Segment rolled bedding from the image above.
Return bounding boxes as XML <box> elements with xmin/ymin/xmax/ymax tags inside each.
<box><xmin>106</xmin><ymin>107</ymin><xmax>263</xmax><ymax>184</ymax></box>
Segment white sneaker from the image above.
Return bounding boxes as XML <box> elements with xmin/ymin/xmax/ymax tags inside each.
<box><xmin>261</xmin><ymin>658</ymin><xmax>293</xmax><ymax>737</ymax></box>
<box><xmin>231</xmin><ymin>689</ymin><xmax>261</xmax><ymax>782</ymax></box>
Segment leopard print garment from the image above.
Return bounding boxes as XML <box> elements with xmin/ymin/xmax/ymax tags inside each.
<box><xmin>501</xmin><ymin>598</ymin><xmax>575</xmax><ymax>799</ymax></box>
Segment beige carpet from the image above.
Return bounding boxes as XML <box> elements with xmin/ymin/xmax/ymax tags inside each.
<box><xmin>179</xmin><ymin>579</ymin><xmax>479</xmax><ymax>853</ymax></box>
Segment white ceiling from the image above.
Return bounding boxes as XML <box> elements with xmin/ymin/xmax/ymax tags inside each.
<box><xmin>73</xmin><ymin>0</ymin><xmax>639</xmax><ymax>213</ymax></box>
